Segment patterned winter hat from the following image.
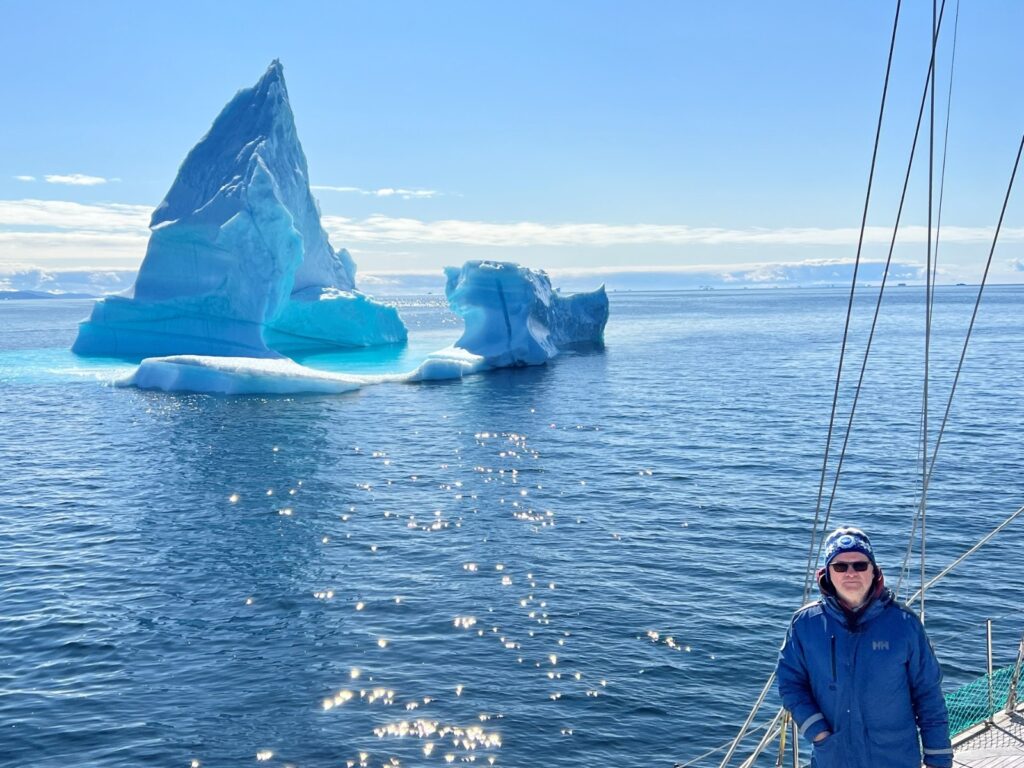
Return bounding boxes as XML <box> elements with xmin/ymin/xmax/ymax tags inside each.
<box><xmin>823</xmin><ymin>526</ymin><xmax>876</xmax><ymax>568</ymax></box>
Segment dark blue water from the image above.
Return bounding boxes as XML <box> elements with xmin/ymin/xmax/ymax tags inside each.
<box><xmin>1</xmin><ymin>287</ymin><xmax>1022</xmax><ymax>768</ymax></box>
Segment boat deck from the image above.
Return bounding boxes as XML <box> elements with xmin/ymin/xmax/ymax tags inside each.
<box><xmin>952</xmin><ymin>703</ymin><xmax>1024</xmax><ymax>768</ymax></box>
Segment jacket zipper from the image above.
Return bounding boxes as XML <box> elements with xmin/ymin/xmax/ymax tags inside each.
<box><xmin>830</xmin><ymin>635</ymin><xmax>837</xmax><ymax>681</ymax></box>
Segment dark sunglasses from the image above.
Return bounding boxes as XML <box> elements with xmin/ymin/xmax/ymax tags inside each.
<box><xmin>830</xmin><ymin>561</ymin><xmax>871</xmax><ymax>573</ymax></box>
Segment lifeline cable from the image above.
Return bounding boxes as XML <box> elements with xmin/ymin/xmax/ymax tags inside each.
<box><xmin>905</xmin><ymin>503</ymin><xmax>1024</xmax><ymax>606</ymax></box>
<box><xmin>674</xmin><ymin>715</ymin><xmax>780</xmax><ymax>767</ymax></box>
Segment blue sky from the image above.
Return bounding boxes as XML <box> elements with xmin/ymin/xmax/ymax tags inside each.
<box><xmin>1</xmin><ymin>1</ymin><xmax>1022</xmax><ymax>290</ymax></box>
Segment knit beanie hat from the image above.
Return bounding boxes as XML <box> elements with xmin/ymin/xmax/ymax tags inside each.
<box><xmin>823</xmin><ymin>526</ymin><xmax>876</xmax><ymax>569</ymax></box>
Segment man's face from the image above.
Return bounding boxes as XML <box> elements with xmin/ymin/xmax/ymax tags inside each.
<box><xmin>829</xmin><ymin>552</ymin><xmax>875</xmax><ymax>609</ymax></box>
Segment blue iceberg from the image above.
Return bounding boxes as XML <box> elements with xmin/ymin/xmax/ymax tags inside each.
<box><xmin>120</xmin><ymin>260</ymin><xmax>608</xmax><ymax>395</ymax></box>
<box><xmin>73</xmin><ymin>60</ymin><xmax>406</xmax><ymax>359</ymax></box>
<box><xmin>437</xmin><ymin>260</ymin><xmax>608</xmax><ymax>368</ymax></box>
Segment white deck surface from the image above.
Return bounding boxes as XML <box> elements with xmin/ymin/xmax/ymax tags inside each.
<box><xmin>952</xmin><ymin>704</ymin><xmax>1024</xmax><ymax>768</ymax></box>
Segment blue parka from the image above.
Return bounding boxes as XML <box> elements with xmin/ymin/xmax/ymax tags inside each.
<box><xmin>776</xmin><ymin>572</ymin><xmax>953</xmax><ymax>768</ymax></box>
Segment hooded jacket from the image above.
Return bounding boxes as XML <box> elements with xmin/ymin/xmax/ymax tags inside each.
<box><xmin>775</xmin><ymin>570</ymin><xmax>953</xmax><ymax>768</ymax></box>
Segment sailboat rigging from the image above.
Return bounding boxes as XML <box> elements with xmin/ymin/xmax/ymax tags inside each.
<box><xmin>678</xmin><ymin>2</ymin><xmax>1024</xmax><ymax>766</ymax></box>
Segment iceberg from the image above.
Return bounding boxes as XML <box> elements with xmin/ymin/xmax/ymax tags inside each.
<box><xmin>119</xmin><ymin>261</ymin><xmax>607</xmax><ymax>396</ymax></box>
<box><xmin>73</xmin><ymin>60</ymin><xmax>406</xmax><ymax>359</ymax></box>
<box><xmin>442</xmin><ymin>260</ymin><xmax>608</xmax><ymax>367</ymax></box>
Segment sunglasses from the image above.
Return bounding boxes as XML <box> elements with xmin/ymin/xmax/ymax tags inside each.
<box><xmin>830</xmin><ymin>561</ymin><xmax>872</xmax><ymax>573</ymax></box>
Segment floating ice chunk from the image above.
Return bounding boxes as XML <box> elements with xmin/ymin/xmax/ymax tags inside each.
<box><xmin>443</xmin><ymin>261</ymin><xmax>608</xmax><ymax>368</ymax></box>
<box><xmin>119</xmin><ymin>348</ymin><xmax>478</xmax><ymax>395</ymax></box>
<box><xmin>121</xmin><ymin>356</ymin><xmax>366</xmax><ymax>395</ymax></box>
<box><xmin>406</xmin><ymin>345</ymin><xmax>486</xmax><ymax>381</ymax></box>
<box><xmin>73</xmin><ymin>60</ymin><xmax>406</xmax><ymax>359</ymax></box>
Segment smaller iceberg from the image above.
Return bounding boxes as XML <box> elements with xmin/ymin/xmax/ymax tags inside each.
<box><xmin>440</xmin><ymin>260</ymin><xmax>608</xmax><ymax>368</ymax></box>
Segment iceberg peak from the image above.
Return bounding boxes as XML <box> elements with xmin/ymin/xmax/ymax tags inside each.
<box><xmin>73</xmin><ymin>61</ymin><xmax>406</xmax><ymax>359</ymax></box>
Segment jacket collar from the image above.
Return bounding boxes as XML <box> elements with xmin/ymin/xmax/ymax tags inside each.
<box><xmin>816</xmin><ymin>566</ymin><xmax>892</xmax><ymax>628</ymax></box>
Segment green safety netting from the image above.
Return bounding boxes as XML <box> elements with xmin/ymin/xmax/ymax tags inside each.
<box><xmin>945</xmin><ymin>664</ymin><xmax>1018</xmax><ymax>737</ymax></box>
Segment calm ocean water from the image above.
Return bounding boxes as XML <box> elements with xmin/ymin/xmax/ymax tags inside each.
<box><xmin>1</xmin><ymin>286</ymin><xmax>1022</xmax><ymax>768</ymax></box>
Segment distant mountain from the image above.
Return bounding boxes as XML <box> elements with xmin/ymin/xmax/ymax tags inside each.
<box><xmin>0</xmin><ymin>290</ymin><xmax>96</xmax><ymax>300</ymax></box>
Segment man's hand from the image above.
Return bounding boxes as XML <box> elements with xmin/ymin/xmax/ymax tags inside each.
<box><xmin>813</xmin><ymin>730</ymin><xmax>831</xmax><ymax>743</ymax></box>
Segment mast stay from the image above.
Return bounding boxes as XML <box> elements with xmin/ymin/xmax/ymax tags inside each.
<box><xmin>706</xmin><ymin>2</ymin><xmax>1024</xmax><ymax>764</ymax></box>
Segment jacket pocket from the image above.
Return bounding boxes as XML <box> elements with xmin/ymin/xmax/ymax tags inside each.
<box><xmin>811</xmin><ymin>731</ymin><xmax>843</xmax><ymax>768</ymax></box>
<box><xmin>869</xmin><ymin>725</ymin><xmax>920</xmax><ymax>768</ymax></box>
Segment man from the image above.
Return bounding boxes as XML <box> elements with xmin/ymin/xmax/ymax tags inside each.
<box><xmin>776</xmin><ymin>526</ymin><xmax>953</xmax><ymax>768</ymax></box>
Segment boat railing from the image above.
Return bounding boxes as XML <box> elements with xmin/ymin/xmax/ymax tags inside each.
<box><xmin>947</xmin><ymin>626</ymin><xmax>1024</xmax><ymax>740</ymax></box>
<box><xmin>683</xmin><ymin>622</ymin><xmax>1024</xmax><ymax>768</ymax></box>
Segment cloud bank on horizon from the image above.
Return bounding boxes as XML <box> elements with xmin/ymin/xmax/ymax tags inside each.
<box><xmin>14</xmin><ymin>174</ymin><xmax>116</xmax><ymax>186</ymax></box>
<box><xmin>0</xmin><ymin>196</ymin><xmax>1021</xmax><ymax>288</ymax></box>
<box><xmin>311</xmin><ymin>185</ymin><xmax>440</xmax><ymax>199</ymax></box>
<box><xmin>0</xmin><ymin>258</ymin><xmax>967</xmax><ymax>298</ymax></box>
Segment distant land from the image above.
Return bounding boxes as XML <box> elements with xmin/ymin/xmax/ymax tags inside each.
<box><xmin>0</xmin><ymin>290</ymin><xmax>97</xmax><ymax>300</ymax></box>
<box><xmin>1</xmin><ymin>266</ymin><xmax>1012</xmax><ymax>299</ymax></box>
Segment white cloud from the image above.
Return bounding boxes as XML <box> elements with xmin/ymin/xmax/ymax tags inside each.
<box><xmin>0</xmin><ymin>198</ymin><xmax>1019</xmax><ymax>285</ymax></box>
<box><xmin>0</xmin><ymin>199</ymin><xmax>151</xmax><ymax>231</ymax></box>
<box><xmin>0</xmin><ymin>200</ymin><xmax>151</xmax><ymax>268</ymax></box>
<box><xmin>3</xmin><ymin>198</ymin><xmax>1017</xmax><ymax>252</ymax></box>
<box><xmin>13</xmin><ymin>175</ymin><xmax>35</xmax><ymax>182</ymax></box>
<box><xmin>43</xmin><ymin>173</ymin><xmax>111</xmax><ymax>186</ymax></box>
<box><xmin>312</xmin><ymin>185</ymin><xmax>439</xmax><ymax>199</ymax></box>
<box><xmin>0</xmin><ymin>266</ymin><xmax>136</xmax><ymax>295</ymax></box>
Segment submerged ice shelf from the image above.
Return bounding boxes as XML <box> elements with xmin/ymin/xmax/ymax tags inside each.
<box><xmin>122</xmin><ymin>261</ymin><xmax>608</xmax><ymax>395</ymax></box>
<box><xmin>73</xmin><ymin>60</ymin><xmax>406</xmax><ymax>360</ymax></box>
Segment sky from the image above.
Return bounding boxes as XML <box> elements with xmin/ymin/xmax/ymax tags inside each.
<box><xmin>1</xmin><ymin>0</ymin><xmax>1022</xmax><ymax>292</ymax></box>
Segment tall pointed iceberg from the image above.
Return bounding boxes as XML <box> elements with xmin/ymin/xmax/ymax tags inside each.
<box><xmin>73</xmin><ymin>60</ymin><xmax>406</xmax><ymax>358</ymax></box>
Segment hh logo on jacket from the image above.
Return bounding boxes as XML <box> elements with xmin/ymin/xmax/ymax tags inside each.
<box><xmin>872</xmin><ymin>640</ymin><xmax>890</xmax><ymax>651</ymax></box>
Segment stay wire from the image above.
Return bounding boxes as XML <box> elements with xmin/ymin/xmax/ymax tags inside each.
<box><xmin>897</xmin><ymin>388</ymin><xmax>935</xmax><ymax>598</ymax></box>
<box><xmin>801</xmin><ymin>0</ymin><xmax>903</xmax><ymax>601</ymax></box>
<box><xmin>900</xmin><ymin>0</ymin><xmax>960</xmax><ymax>603</ymax></box>
<box><xmin>812</xmin><ymin>0</ymin><xmax>948</xmax><ymax>569</ymax></box>
<box><xmin>931</xmin><ymin>0</ymin><xmax>960</xmax><ymax>323</ymax></box>
<box><xmin>919</xmin><ymin>131</ymin><xmax>1024</xmax><ymax>511</ymax></box>
<box><xmin>921</xmin><ymin>0</ymin><xmax>938</xmax><ymax>625</ymax></box>
<box><xmin>905</xmin><ymin>129</ymin><xmax>1024</xmax><ymax>606</ymax></box>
